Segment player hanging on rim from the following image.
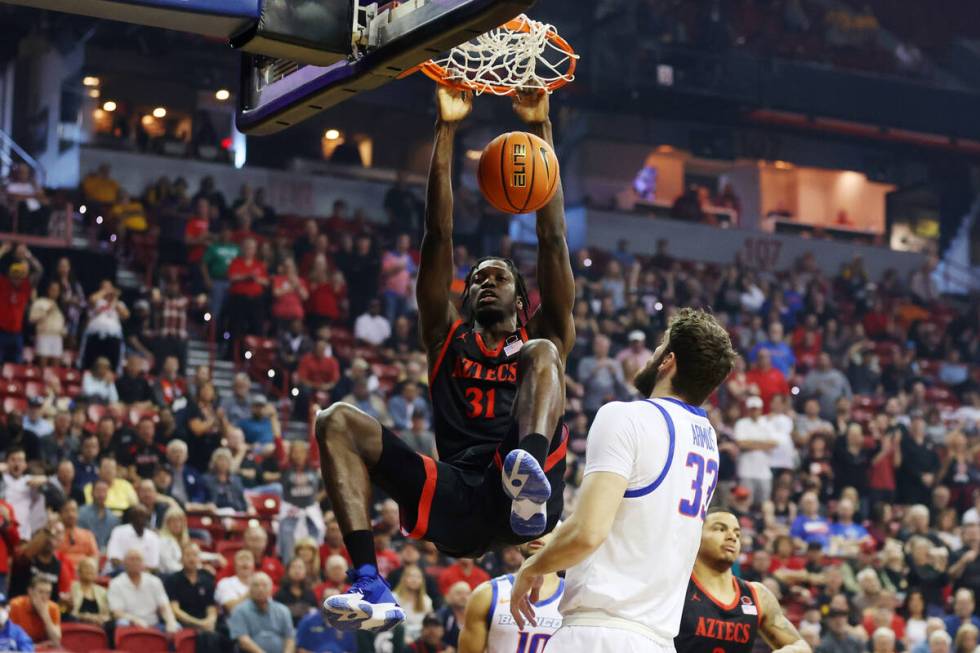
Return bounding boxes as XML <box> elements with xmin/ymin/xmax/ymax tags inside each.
<box><xmin>316</xmin><ymin>85</ymin><xmax>575</xmax><ymax>633</ymax></box>
<box><xmin>457</xmin><ymin>530</ymin><xmax>564</xmax><ymax>653</ymax></box>
<box><xmin>675</xmin><ymin>510</ymin><xmax>810</xmax><ymax>653</ymax></box>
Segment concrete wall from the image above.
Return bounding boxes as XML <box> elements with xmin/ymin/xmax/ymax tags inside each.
<box><xmin>586</xmin><ymin>209</ymin><xmax>925</xmax><ymax>279</ymax></box>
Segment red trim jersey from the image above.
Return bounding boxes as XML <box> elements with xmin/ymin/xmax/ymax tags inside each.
<box><xmin>429</xmin><ymin>319</ymin><xmax>535</xmax><ymax>473</ymax></box>
<box><xmin>674</xmin><ymin>576</ymin><xmax>762</xmax><ymax>653</ymax></box>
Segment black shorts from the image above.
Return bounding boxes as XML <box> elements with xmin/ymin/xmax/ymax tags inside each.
<box><xmin>370</xmin><ymin>424</ymin><xmax>567</xmax><ymax>558</ymax></box>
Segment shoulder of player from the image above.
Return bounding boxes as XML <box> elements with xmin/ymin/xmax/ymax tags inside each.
<box><xmin>748</xmin><ymin>581</ymin><xmax>778</xmax><ymax>620</ymax></box>
<box><xmin>464</xmin><ymin>580</ymin><xmax>495</xmax><ymax>620</ymax></box>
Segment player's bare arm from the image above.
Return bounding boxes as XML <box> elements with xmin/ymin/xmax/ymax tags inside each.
<box><xmin>417</xmin><ymin>86</ymin><xmax>471</xmax><ymax>355</ymax></box>
<box><xmin>509</xmin><ymin>471</ymin><xmax>628</xmax><ymax>629</ymax></box>
<box><xmin>513</xmin><ymin>91</ymin><xmax>576</xmax><ymax>359</ymax></box>
<box><xmin>753</xmin><ymin>582</ymin><xmax>811</xmax><ymax>653</ymax></box>
<box><xmin>457</xmin><ymin>581</ymin><xmax>493</xmax><ymax>653</ymax></box>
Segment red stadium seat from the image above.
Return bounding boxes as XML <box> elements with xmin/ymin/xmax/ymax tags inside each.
<box><xmin>249</xmin><ymin>493</ymin><xmax>281</xmax><ymax>517</ymax></box>
<box><xmin>173</xmin><ymin>629</ymin><xmax>197</xmax><ymax>653</ymax></box>
<box><xmin>0</xmin><ymin>363</ymin><xmax>15</xmax><ymax>379</ymax></box>
<box><xmin>54</xmin><ymin>366</ymin><xmax>82</xmax><ymax>384</ymax></box>
<box><xmin>61</xmin><ymin>622</ymin><xmax>109</xmax><ymax>652</ymax></box>
<box><xmin>2</xmin><ymin>397</ymin><xmax>28</xmax><ymax>414</ymax></box>
<box><xmin>216</xmin><ymin>539</ymin><xmax>244</xmax><ymax>559</ymax></box>
<box><xmin>1</xmin><ymin>380</ymin><xmax>25</xmax><ymax>398</ymax></box>
<box><xmin>115</xmin><ymin>626</ymin><xmax>169</xmax><ymax>652</ymax></box>
<box><xmin>15</xmin><ymin>365</ymin><xmax>41</xmax><ymax>381</ymax></box>
<box><xmin>65</xmin><ymin>383</ymin><xmax>82</xmax><ymax>398</ymax></box>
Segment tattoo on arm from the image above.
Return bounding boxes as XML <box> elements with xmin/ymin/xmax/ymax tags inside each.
<box><xmin>756</xmin><ymin>583</ymin><xmax>810</xmax><ymax>652</ymax></box>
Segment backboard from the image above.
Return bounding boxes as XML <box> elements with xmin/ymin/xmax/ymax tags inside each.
<box><xmin>237</xmin><ymin>0</ymin><xmax>536</xmax><ymax>135</ymax></box>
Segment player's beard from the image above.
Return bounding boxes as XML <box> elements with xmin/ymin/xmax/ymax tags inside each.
<box><xmin>633</xmin><ymin>347</ymin><xmax>670</xmax><ymax>397</ymax></box>
<box><xmin>474</xmin><ymin>303</ymin><xmax>509</xmax><ymax>328</ymax></box>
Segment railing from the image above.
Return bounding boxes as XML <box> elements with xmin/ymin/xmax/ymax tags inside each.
<box><xmin>0</xmin><ymin>127</ymin><xmax>45</xmax><ymax>186</ymax></box>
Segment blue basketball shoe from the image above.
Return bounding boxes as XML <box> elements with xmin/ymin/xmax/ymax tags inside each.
<box><xmin>323</xmin><ymin>564</ymin><xmax>405</xmax><ymax>632</ymax></box>
<box><xmin>502</xmin><ymin>449</ymin><xmax>552</xmax><ymax>537</ymax></box>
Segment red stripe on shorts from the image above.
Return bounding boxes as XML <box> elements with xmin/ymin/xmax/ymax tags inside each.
<box><xmin>407</xmin><ymin>456</ymin><xmax>438</xmax><ymax>539</ymax></box>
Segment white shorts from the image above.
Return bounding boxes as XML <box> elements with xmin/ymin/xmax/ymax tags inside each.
<box><xmin>545</xmin><ymin>625</ymin><xmax>675</xmax><ymax>653</ymax></box>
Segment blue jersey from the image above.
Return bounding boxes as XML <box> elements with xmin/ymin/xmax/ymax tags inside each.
<box><xmin>295</xmin><ymin>611</ymin><xmax>356</xmax><ymax>653</ymax></box>
<box><xmin>0</xmin><ymin>620</ymin><xmax>34</xmax><ymax>651</ymax></box>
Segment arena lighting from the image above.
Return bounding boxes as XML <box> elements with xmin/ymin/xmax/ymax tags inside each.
<box><xmin>102</xmin><ymin>101</ymin><xmax>117</xmax><ymax>112</ymax></box>
<box><xmin>791</xmin><ymin>386</ymin><xmax>801</xmax><ymax>395</ymax></box>
<box><xmin>82</xmin><ymin>76</ymin><xmax>99</xmax><ymax>87</ymax></box>
<box><xmin>152</xmin><ymin>107</ymin><xmax>167</xmax><ymax>119</ymax></box>
<box><xmin>203</xmin><ymin>312</ymin><xmax>212</xmax><ymax>322</ymax></box>
<box><xmin>465</xmin><ymin>149</ymin><xmax>482</xmax><ymax>160</ymax></box>
<box><xmin>654</xmin><ymin>302</ymin><xmax>663</xmax><ymax>311</ymax></box>
<box><xmin>215</xmin><ymin>89</ymin><xmax>231</xmax><ymax>101</ymax></box>
<box><xmin>88</xmin><ymin>89</ymin><xmax>100</xmax><ymax>99</ymax></box>
<box><xmin>244</xmin><ymin>350</ymin><xmax>253</xmax><ymax>360</ymax></box>
<box><xmin>79</xmin><ymin>205</ymin><xmax>87</xmax><ymax>214</ymax></box>
<box><xmin>109</xmin><ymin>234</ymin><xmax>117</xmax><ymax>242</ymax></box>
<box><xmin>223</xmin><ymin>332</ymin><xmax>231</xmax><ymax>340</ymax></box>
<box><xmin>95</xmin><ymin>216</ymin><xmax>103</xmax><ymax>225</ymax></box>
<box><xmin>291</xmin><ymin>387</ymin><xmax>299</xmax><ymax>397</ymax></box>
<box><xmin>583</xmin><ymin>258</ymin><xmax>592</xmax><ymax>267</ymax></box>
<box><xmin>267</xmin><ymin>369</ymin><xmax>276</xmax><ymax>378</ymax></box>
<box><xmin>141</xmin><ymin>115</ymin><xmax>154</xmax><ymax>126</ymax></box>
<box><xmin>324</xmin><ymin>128</ymin><xmax>341</xmax><ymax>140</ymax></box>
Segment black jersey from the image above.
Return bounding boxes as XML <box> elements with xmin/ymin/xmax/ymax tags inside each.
<box><xmin>429</xmin><ymin>319</ymin><xmax>557</xmax><ymax>473</ymax></box>
<box><xmin>675</xmin><ymin>575</ymin><xmax>761</xmax><ymax>653</ymax></box>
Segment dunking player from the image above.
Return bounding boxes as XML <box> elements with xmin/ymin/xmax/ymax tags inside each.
<box><xmin>675</xmin><ymin>510</ymin><xmax>810</xmax><ymax>653</ymax></box>
<box><xmin>316</xmin><ymin>86</ymin><xmax>575</xmax><ymax>632</ymax></box>
<box><xmin>457</xmin><ymin>531</ymin><xmax>564</xmax><ymax>653</ymax></box>
<box><xmin>510</xmin><ymin>309</ymin><xmax>737</xmax><ymax>652</ymax></box>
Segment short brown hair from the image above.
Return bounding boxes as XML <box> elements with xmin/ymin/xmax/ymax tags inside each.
<box><xmin>663</xmin><ymin>308</ymin><xmax>736</xmax><ymax>405</ymax></box>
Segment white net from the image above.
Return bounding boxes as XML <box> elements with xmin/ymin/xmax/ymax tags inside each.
<box><xmin>427</xmin><ymin>14</ymin><xmax>577</xmax><ymax>95</ymax></box>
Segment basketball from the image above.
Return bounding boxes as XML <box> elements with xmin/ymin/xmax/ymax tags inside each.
<box><xmin>478</xmin><ymin>131</ymin><xmax>560</xmax><ymax>214</ymax></box>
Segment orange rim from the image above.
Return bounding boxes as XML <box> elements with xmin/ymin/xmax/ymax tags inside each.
<box><xmin>411</xmin><ymin>16</ymin><xmax>577</xmax><ymax>95</ymax></box>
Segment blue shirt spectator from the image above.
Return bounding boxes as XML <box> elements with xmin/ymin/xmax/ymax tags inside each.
<box><xmin>238</xmin><ymin>397</ymin><xmax>275</xmax><ymax>448</ymax></box>
<box><xmin>944</xmin><ymin>588</ymin><xmax>980</xmax><ymax>637</ymax></box>
<box><xmin>790</xmin><ymin>492</ymin><xmax>831</xmax><ymax>549</ymax></box>
<box><xmin>749</xmin><ymin>322</ymin><xmax>795</xmax><ymax>376</ymax></box>
<box><xmin>387</xmin><ymin>383</ymin><xmax>430</xmax><ymax>432</ymax></box>
<box><xmin>229</xmin><ymin>575</ymin><xmax>295</xmax><ymax>653</ymax></box>
<box><xmin>0</xmin><ymin>614</ymin><xmax>34</xmax><ymax>651</ymax></box>
<box><xmin>295</xmin><ymin>611</ymin><xmax>357</xmax><ymax>653</ymax></box>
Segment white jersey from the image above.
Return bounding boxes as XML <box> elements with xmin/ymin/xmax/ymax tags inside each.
<box><xmin>560</xmin><ymin>398</ymin><xmax>720</xmax><ymax>644</ymax></box>
<box><xmin>486</xmin><ymin>574</ymin><xmax>563</xmax><ymax>653</ymax></box>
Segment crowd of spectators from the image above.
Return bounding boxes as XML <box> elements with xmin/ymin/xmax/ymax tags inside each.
<box><xmin>0</xmin><ymin>159</ymin><xmax>977</xmax><ymax>653</ymax></box>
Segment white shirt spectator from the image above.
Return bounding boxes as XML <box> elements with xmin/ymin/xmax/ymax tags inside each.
<box><xmin>106</xmin><ymin>524</ymin><xmax>161</xmax><ymax>570</ymax></box>
<box><xmin>354</xmin><ymin>313</ymin><xmax>391</xmax><ymax>346</ymax></box>
<box><xmin>2</xmin><ymin>473</ymin><xmax>46</xmax><ymax>539</ymax></box>
<box><xmin>81</xmin><ymin>371</ymin><xmax>119</xmax><ymax>403</ymax></box>
<box><xmin>766</xmin><ymin>412</ymin><xmax>797</xmax><ymax>470</ymax></box>
<box><xmin>734</xmin><ymin>416</ymin><xmax>775</xmax><ymax>480</ymax></box>
<box><xmin>85</xmin><ymin>298</ymin><xmax>126</xmax><ymax>338</ymax></box>
<box><xmin>158</xmin><ymin>537</ymin><xmax>183</xmax><ymax>575</ymax></box>
<box><xmin>215</xmin><ymin>575</ymin><xmax>250</xmax><ymax>609</ymax></box>
<box><xmin>107</xmin><ymin>572</ymin><xmax>171</xmax><ymax>627</ymax></box>
<box><xmin>22</xmin><ymin>413</ymin><xmax>53</xmax><ymax>438</ymax></box>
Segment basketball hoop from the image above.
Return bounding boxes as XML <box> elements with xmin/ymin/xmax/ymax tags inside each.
<box><xmin>413</xmin><ymin>14</ymin><xmax>577</xmax><ymax>96</ymax></box>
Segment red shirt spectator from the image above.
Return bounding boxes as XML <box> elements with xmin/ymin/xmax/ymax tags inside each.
<box><xmin>184</xmin><ymin>215</ymin><xmax>209</xmax><ymax>264</ymax></box>
<box><xmin>271</xmin><ymin>260</ymin><xmax>309</xmax><ymax>322</ymax></box>
<box><xmin>0</xmin><ymin>268</ymin><xmax>31</xmax><ymax>334</ymax></box>
<box><xmin>0</xmin><ymin>500</ymin><xmax>20</xmax><ymax>575</ymax></box>
<box><xmin>228</xmin><ymin>255</ymin><xmax>268</xmax><ymax>298</ymax></box>
<box><xmin>296</xmin><ymin>342</ymin><xmax>340</xmax><ymax>388</ymax></box>
<box><xmin>437</xmin><ymin>560</ymin><xmax>489</xmax><ymax>596</ymax></box>
<box><xmin>745</xmin><ymin>354</ymin><xmax>790</xmax><ymax>411</ymax></box>
<box><xmin>216</xmin><ymin>554</ymin><xmax>284</xmax><ymax>586</ymax></box>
